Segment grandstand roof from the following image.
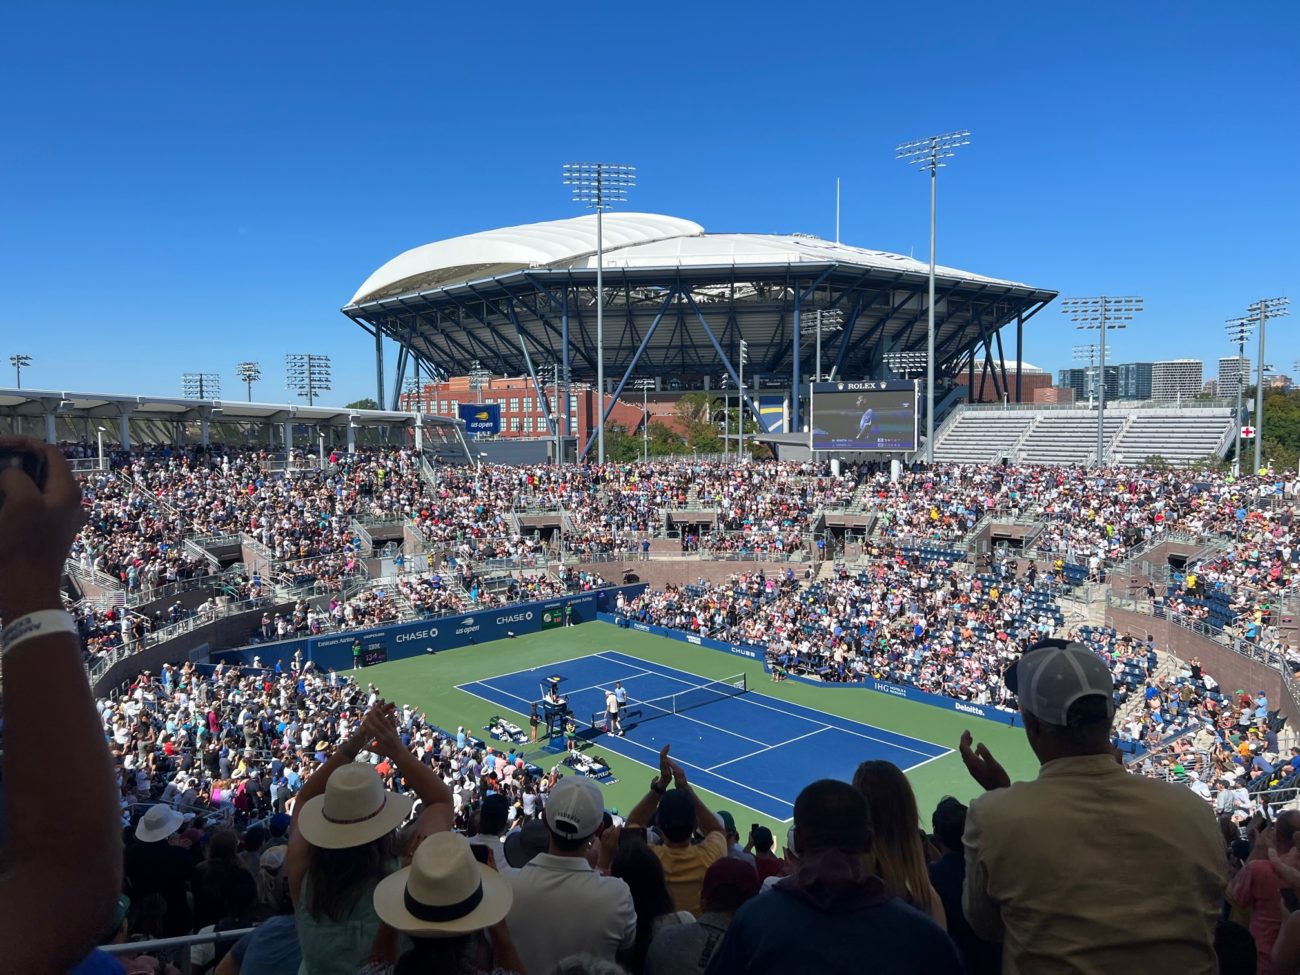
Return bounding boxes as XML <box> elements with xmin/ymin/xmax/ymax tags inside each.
<box><xmin>343</xmin><ymin>212</ymin><xmax>1056</xmax><ymax>410</ymax></box>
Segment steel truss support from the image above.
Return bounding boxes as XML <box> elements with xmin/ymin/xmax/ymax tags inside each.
<box><xmin>506</xmin><ymin>300</ymin><xmax>556</xmax><ymax>441</ymax></box>
<box><xmin>578</xmin><ymin>288</ymin><xmax>677</xmax><ymax>461</ymax></box>
<box><xmin>681</xmin><ymin>291</ymin><xmax>761</xmax><ymax>425</ymax></box>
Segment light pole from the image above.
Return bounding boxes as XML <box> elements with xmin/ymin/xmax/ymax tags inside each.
<box><xmin>1060</xmin><ymin>296</ymin><xmax>1143</xmax><ymax>466</ymax></box>
<box><xmin>9</xmin><ymin>354</ymin><xmax>31</xmax><ymax>389</ymax></box>
<box><xmin>897</xmin><ymin>130</ymin><xmax>970</xmax><ymax>465</ymax></box>
<box><xmin>96</xmin><ymin>426</ymin><xmax>107</xmax><ymax>468</ymax></box>
<box><xmin>882</xmin><ymin>351</ymin><xmax>927</xmax><ymax>381</ymax></box>
<box><xmin>563</xmin><ymin>162</ymin><xmax>636</xmax><ymax>465</ymax></box>
<box><xmin>181</xmin><ymin>372</ymin><xmax>221</xmax><ymax>399</ymax></box>
<box><xmin>632</xmin><ymin>378</ymin><xmax>654</xmax><ymax>463</ymax></box>
<box><xmin>1225</xmin><ymin>317</ymin><xmax>1254</xmax><ymax>477</ymax></box>
<box><xmin>738</xmin><ymin>340</ymin><xmax>749</xmax><ymax>462</ymax></box>
<box><xmin>1245</xmin><ymin>297</ymin><xmax>1290</xmax><ymax>474</ymax></box>
<box><xmin>813</xmin><ymin>309</ymin><xmax>844</xmax><ymax>383</ymax></box>
<box><xmin>1072</xmin><ymin>343</ymin><xmax>1101</xmax><ymax>408</ymax></box>
<box><xmin>285</xmin><ymin>354</ymin><xmax>332</xmax><ymax>407</ymax></box>
<box><xmin>236</xmin><ymin>361</ymin><xmax>261</xmax><ymax>402</ymax></box>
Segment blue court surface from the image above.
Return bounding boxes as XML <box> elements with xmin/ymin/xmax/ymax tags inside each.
<box><xmin>457</xmin><ymin>649</ymin><xmax>951</xmax><ymax>821</ymax></box>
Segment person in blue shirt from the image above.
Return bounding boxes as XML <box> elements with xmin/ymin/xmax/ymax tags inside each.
<box><xmin>707</xmin><ymin>779</ymin><xmax>961</xmax><ymax>975</ymax></box>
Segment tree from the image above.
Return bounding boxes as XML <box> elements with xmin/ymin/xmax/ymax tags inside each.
<box><xmin>346</xmin><ymin>398</ymin><xmax>380</xmax><ymax>411</ymax></box>
<box><xmin>1260</xmin><ymin>388</ymin><xmax>1300</xmax><ymax>473</ymax></box>
<box><xmin>674</xmin><ymin>392</ymin><xmax>722</xmax><ymax>453</ymax></box>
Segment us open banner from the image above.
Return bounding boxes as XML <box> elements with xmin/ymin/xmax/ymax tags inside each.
<box><xmin>458</xmin><ymin>403</ymin><xmax>501</xmax><ymax>436</ymax></box>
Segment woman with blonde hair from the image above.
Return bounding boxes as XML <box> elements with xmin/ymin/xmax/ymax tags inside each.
<box><xmin>851</xmin><ymin>759</ymin><xmax>946</xmax><ymax>927</ymax></box>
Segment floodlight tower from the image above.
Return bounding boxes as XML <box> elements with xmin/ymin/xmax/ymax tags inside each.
<box><xmin>1246</xmin><ymin>297</ymin><xmax>1290</xmax><ymax>473</ymax></box>
<box><xmin>896</xmin><ymin>130</ymin><xmax>970</xmax><ymax>464</ymax></box>
<box><xmin>236</xmin><ymin>361</ymin><xmax>261</xmax><ymax>402</ymax></box>
<box><xmin>1060</xmin><ymin>296</ymin><xmax>1142</xmax><ymax>466</ymax></box>
<box><xmin>1224</xmin><ymin>317</ymin><xmax>1255</xmax><ymax>476</ymax></box>
<box><xmin>181</xmin><ymin>372</ymin><xmax>221</xmax><ymax>399</ymax></box>
<box><xmin>883</xmin><ymin>351</ymin><xmax>928</xmax><ymax>380</ymax></box>
<box><xmin>1072</xmin><ymin>343</ymin><xmax>1101</xmax><ymax>408</ymax></box>
<box><xmin>562</xmin><ymin>162</ymin><xmax>636</xmax><ymax>465</ymax></box>
<box><xmin>9</xmin><ymin>353</ymin><xmax>31</xmax><ymax>389</ymax></box>
<box><xmin>632</xmin><ymin>378</ymin><xmax>655</xmax><ymax>463</ymax></box>
<box><xmin>468</xmin><ymin>359</ymin><xmax>491</xmax><ymax>405</ymax></box>
<box><xmin>813</xmin><ymin>309</ymin><xmax>844</xmax><ymax>382</ymax></box>
<box><xmin>285</xmin><ymin>354</ymin><xmax>332</xmax><ymax>407</ymax></box>
<box><xmin>738</xmin><ymin>340</ymin><xmax>749</xmax><ymax>462</ymax></box>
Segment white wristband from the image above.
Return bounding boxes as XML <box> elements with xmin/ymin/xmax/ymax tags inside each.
<box><xmin>2</xmin><ymin>610</ymin><xmax>78</xmax><ymax>655</ymax></box>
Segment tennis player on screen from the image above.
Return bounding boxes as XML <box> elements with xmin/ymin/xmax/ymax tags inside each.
<box><xmin>856</xmin><ymin>394</ymin><xmax>875</xmax><ymax>439</ymax></box>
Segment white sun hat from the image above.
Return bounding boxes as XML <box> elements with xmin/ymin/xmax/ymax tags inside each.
<box><xmin>373</xmin><ymin>832</ymin><xmax>512</xmax><ymax>937</ymax></box>
<box><xmin>295</xmin><ymin>762</ymin><xmax>414</xmax><ymax>849</ymax></box>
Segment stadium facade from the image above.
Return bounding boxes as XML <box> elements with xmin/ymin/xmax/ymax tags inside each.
<box><xmin>342</xmin><ymin>213</ymin><xmax>1056</xmax><ymax>458</ymax></box>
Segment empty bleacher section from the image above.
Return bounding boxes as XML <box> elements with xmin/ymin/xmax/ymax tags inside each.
<box><xmin>934</xmin><ymin>406</ymin><xmax>1235</xmax><ymax>467</ymax></box>
<box><xmin>932</xmin><ymin>411</ymin><xmax>1033</xmax><ymax>463</ymax></box>
<box><xmin>1019</xmin><ymin>412</ymin><xmax>1126</xmax><ymax>466</ymax></box>
<box><xmin>1109</xmin><ymin>409</ymin><xmax>1234</xmax><ymax>466</ymax></box>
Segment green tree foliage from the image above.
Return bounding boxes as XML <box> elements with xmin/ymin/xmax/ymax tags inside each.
<box><xmin>1260</xmin><ymin>388</ymin><xmax>1300</xmax><ymax>473</ymax></box>
<box><xmin>346</xmin><ymin>398</ymin><xmax>380</xmax><ymax>410</ymax></box>
<box><xmin>674</xmin><ymin>392</ymin><xmax>723</xmax><ymax>453</ymax></box>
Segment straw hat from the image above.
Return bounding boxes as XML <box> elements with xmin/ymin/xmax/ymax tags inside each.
<box><xmin>374</xmin><ymin>832</ymin><xmax>512</xmax><ymax>936</ymax></box>
<box><xmin>296</xmin><ymin>763</ymin><xmax>414</xmax><ymax>849</ymax></box>
<box><xmin>135</xmin><ymin>804</ymin><xmax>185</xmax><ymax>843</ymax></box>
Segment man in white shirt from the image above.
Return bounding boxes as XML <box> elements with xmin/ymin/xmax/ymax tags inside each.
<box><xmin>506</xmin><ymin>776</ymin><xmax>635</xmax><ymax>973</ymax></box>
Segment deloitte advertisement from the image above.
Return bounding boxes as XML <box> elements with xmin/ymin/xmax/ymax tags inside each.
<box><xmin>215</xmin><ymin>585</ymin><xmax>647</xmax><ymax>671</ymax></box>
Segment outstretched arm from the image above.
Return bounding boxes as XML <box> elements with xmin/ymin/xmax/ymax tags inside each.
<box><xmin>0</xmin><ymin>439</ymin><xmax>122</xmax><ymax>973</ymax></box>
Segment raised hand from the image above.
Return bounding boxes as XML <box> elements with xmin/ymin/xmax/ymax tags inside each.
<box><xmin>959</xmin><ymin>730</ymin><xmax>1011</xmax><ymax>791</ymax></box>
<box><xmin>657</xmin><ymin>743</ymin><xmax>673</xmax><ymax>787</ymax></box>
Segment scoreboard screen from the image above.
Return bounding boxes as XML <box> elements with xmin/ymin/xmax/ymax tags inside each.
<box><xmin>810</xmin><ymin>381</ymin><xmax>918</xmax><ymax>452</ymax></box>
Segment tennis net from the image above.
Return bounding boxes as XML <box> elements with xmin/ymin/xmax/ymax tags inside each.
<box><xmin>590</xmin><ymin>673</ymin><xmax>748</xmax><ymax>732</ymax></box>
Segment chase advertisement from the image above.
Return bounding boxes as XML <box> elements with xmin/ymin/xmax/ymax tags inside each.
<box><xmin>810</xmin><ymin>381</ymin><xmax>918</xmax><ymax>452</ymax></box>
<box><xmin>214</xmin><ymin>586</ymin><xmax>648</xmax><ymax>671</ymax></box>
<box><xmin>458</xmin><ymin>403</ymin><xmax>501</xmax><ymax>436</ymax></box>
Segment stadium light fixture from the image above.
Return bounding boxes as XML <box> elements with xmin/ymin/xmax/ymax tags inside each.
<box><xmin>1072</xmin><ymin>343</ymin><xmax>1101</xmax><ymax>407</ymax></box>
<box><xmin>883</xmin><ymin>350</ymin><xmax>928</xmax><ymax>380</ymax></box>
<box><xmin>181</xmin><ymin>372</ymin><xmax>221</xmax><ymax>400</ymax></box>
<box><xmin>738</xmin><ymin>339</ymin><xmax>749</xmax><ymax>462</ymax></box>
<box><xmin>563</xmin><ymin>161</ymin><xmax>636</xmax><ymax>465</ymax></box>
<box><xmin>632</xmin><ymin>378</ymin><xmax>655</xmax><ymax>463</ymax></box>
<box><xmin>468</xmin><ymin>359</ymin><xmax>491</xmax><ymax>405</ymax></box>
<box><xmin>1245</xmin><ymin>296</ymin><xmax>1289</xmax><ymax>473</ymax></box>
<box><xmin>1224</xmin><ymin>316</ymin><xmax>1255</xmax><ymax>476</ymax></box>
<box><xmin>9</xmin><ymin>353</ymin><xmax>31</xmax><ymax>389</ymax></box>
<box><xmin>1060</xmin><ymin>296</ymin><xmax>1142</xmax><ymax>466</ymax></box>
<box><xmin>812</xmin><ymin>309</ymin><xmax>843</xmax><ymax>382</ymax></box>
<box><xmin>285</xmin><ymin>353</ymin><xmax>332</xmax><ymax>407</ymax></box>
<box><xmin>897</xmin><ymin>130</ymin><xmax>970</xmax><ymax>465</ymax></box>
<box><xmin>236</xmin><ymin>361</ymin><xmax>261</xmax><ymax>402</ymax></box>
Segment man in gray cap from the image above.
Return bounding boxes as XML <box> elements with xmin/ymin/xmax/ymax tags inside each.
<box><xmin>960</xmin><ymin>639</ymin><xmax>1226</xmax><ymax>975</ymax></box>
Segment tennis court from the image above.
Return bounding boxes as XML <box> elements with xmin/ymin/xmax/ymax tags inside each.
<box><xmin>457</xmin><ymin>649</ymin><xmax>951</xmax><ymax>820</ymax></box>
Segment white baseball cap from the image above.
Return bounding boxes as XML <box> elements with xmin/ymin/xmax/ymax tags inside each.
<box><xmin>1004</xmin><ymin>640</ymin><xmax>1116</xmax><ymax>726</ymax></box>
<box><xmin>544</xmin><ymin>776</ymin><xmax>604</xmax><ymax>840</ymax></box>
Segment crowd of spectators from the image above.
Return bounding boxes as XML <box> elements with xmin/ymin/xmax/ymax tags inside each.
<box><xmin>620</xmin><ymin>554</ymin><xmax>1063</xmax><ymax>706</ymax></box>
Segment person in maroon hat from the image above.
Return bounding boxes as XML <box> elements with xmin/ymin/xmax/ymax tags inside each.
<box><xmin>645</xmin><ymin>857</ymin><xmax>759</xmax><ymax>975</ymax></box>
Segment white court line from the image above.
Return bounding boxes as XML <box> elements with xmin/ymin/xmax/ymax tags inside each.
<box><xmin>455</xmin><ymin>649</ymin><xmax>627</xmax><ymax>688</ymax></box>
<box><xmin>454</xmin><ymin>681</ymin><xmax>794</xmax><ymax>822</ymax></box>
<box><xmin>610</xmin><ymin>727</ymin><xmax>795</xmax><ymax>815</ymax></box>
<box><xmin>597</xmin><ymin>650</ymin><xmax>942</xmax><ymax>759</ymax></box>
<box><xmin>706</xmin><ymin>726</ymin><xmax>831</xmax><ymax>772</ymax></box>
<box><xmin>902</xmin><ymin>750</ymin><xmax>958</xmax><ymax>773</ymax></box>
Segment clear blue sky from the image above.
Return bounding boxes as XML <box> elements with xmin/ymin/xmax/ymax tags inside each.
<box><xmin>2</xmin><ymin>2</ymin><xmax>1296</xmax><ymax>405</ymax></box>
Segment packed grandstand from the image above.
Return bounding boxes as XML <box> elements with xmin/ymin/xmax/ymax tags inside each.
<box><xmin>5</xmin><ymin>435</ymin><xmax>1297</xmax><ymax>973</ymax></box>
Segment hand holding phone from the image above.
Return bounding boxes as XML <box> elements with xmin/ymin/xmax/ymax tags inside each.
<box><xmin>0</xmin><ymin>438</ymin><xmax>83</xmax><ymax>620</ymax></box>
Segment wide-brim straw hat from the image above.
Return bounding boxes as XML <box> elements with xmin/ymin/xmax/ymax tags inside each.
<box><xmin>296</xmin><ymin>762</ymin><xmax>413</xmax><ymax>849</ymax></box>
<box><xmin>373</xmin><ymin>832</ymin><xmax>512</xmax><ymax>937</ymax></box>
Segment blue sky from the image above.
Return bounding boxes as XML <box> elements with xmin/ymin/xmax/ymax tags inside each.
<box><xmin>2</xmin><ymin>2</ymin><xmax>1296</xmax><ymax>405</ymax></box>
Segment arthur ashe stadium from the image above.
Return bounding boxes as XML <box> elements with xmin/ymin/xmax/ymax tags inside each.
<box><xmin>341</xmin><ymin>211</ymin><xmax>1057</xmax><ymax>446</ymax></box>
<box><xmin>5</xmin><ymin>208</ymin><xmax>1290</xmax><ymax>973</ymax></box>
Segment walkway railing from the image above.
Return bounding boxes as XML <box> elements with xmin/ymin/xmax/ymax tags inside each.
<box><xmin>101</xmin><ymin>926</ymin><xmax>256</xmax><ymax>975</ymax></box>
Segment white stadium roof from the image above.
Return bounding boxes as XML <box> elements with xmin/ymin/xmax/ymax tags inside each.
<box><xmin>349</xmin><ymin>212</ymin><xmax>1032</xmax><ymax>307</ymax></box>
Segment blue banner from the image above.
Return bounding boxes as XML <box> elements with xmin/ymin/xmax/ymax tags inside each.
<box><xmin>600</xmin><ymin>612</ymin><xmax>1019</xmax><ymax>727</ymax></box>
<box><xmin>458</xmin><ymin>403</ymin><xmax>501</xmax><ymax>436</ymax></box>
<box><xmin>214</xmin><ymin>586</ymin><xmax>647</xmax><ymax>671</ymax></box>
<box><xmin>757</xmin><ymin>394</ymin><xmax>786</xmax><ymax>434</ymax></box>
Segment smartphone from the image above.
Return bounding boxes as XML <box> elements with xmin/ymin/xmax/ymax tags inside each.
<box><xmin>470</xmin><ymin>843</ymin><xmax>491</xmax><ymax>865</ymax></box>
<box><xmin>0</xmin><ymin>448</ymin><xmax>47</xmax><ymax>493</ymax></box>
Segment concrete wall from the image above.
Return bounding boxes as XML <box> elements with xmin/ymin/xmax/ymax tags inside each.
<box><xmin>566</xmin><ymin>558</ymin><xmax>803</xmax><ymax>591</ymax></box>
<box><xmin>1106</xmin><ymin>606</ymin><xmax>1290</xmax><ymax>720</ymax></box>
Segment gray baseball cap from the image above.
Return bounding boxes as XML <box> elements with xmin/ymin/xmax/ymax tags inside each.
<box><xmin>1004</xmin><ymin>640</ymin><xmax>1115</xmax><ymax>726</ymax></box>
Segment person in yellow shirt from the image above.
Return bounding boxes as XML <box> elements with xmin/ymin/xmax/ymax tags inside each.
<box><xmin>626</xmin><ymin>744</ymin><xmax>726</xmax><ymax>915</ymax></box>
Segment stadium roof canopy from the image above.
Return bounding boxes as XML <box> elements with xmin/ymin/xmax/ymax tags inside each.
<box><xmin>343</xmin><ymin>212</ymin><xmax>1057</xmax><ymax>416</ymax></box>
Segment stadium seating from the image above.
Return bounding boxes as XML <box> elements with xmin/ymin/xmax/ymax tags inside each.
<box><xmin>1110</xmin><ymin>410</ymin><xmax>1234</xmax><ymax>466</ymax></box>
<box><xmin>1018</xmin><ymin>413</ymin><xmax>1127</xmax><ymax>466</ymax></box>
<box><xmin>932</xmin><ymin>411</ymin><xmax>1034</xmax><ymax>464</ymax></box>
